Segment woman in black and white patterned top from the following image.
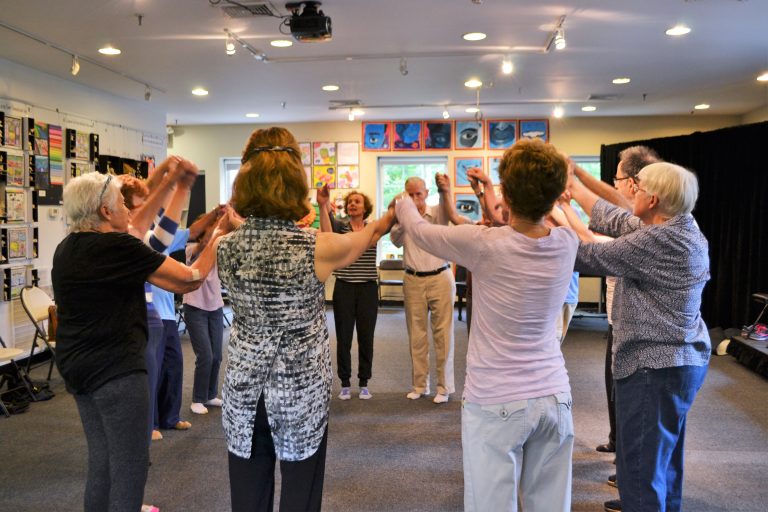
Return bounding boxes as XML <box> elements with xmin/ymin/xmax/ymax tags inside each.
<box><xmin>317</xmin><ymin>187</ymin><xmax>383</xmax><ymax>401</ymax></box>
<box><xmin>217</xmin><ymin>127</ymin><xmax>394</xmax><ymax>512</ymax></box>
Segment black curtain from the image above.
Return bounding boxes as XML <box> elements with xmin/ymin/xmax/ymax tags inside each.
<box><xmin>599</xmin><ymin>121</ymin><xmax>768</xmax><ymax>330</ymax></box>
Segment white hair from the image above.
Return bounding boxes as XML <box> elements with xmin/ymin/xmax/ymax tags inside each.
<box><xmin>637</xmin><ymin>162</ymin><xmax>699</xmax><ymax>217</ymax></box>
<box><xmin>63</xmin><ymin>173</ymin><xmax>123</xmax><ymax>232</ymax></box>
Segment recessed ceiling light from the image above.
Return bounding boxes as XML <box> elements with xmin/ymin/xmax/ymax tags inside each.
<box><xmin>321</xmin><ymin>84</ymin><xmax>340</xmax><ymax>91</ymax></box>
<box><xmin>351</xmin><ymin>108</ymin><xmax>365</xmax><ymax>116</ymax></box>
<box><xmin>694</xmin><ymin>103</ymin><xmax>710</xmax><ymax>110</ymax></box>
<box><xmin>191</xmin><ymin>87</ymin><xmax>209</xmax><ymax>96</ymax></box>
<box><xmin>501</xmin><ymin>57</ymin><xmax>513</xmax><ymax>75</ymax></box>
<box><xmin>665</xmin><ymin>25</ymin><xmax>691</xmax><ymax>36</ymax></box>
<box><xmin>270</xmin><ymin>39</ymin><xmax>293</xmax><ymax>47</ymax></box>
<box><xmin>98</xmin><ymin>46</ymin><xmax>121</xmax><ymax>55</ymax></box>
<box><xmin>553</xmin><ymin>106</ymin><xmax>564</xmax><ymax>118</ymax></box>
<box><xmin>462</xmin><ymin>32</ymin><xmax>487</xmax><ymax>41</ymax></box>
<box><xmin>757</xmin><ymin>72</ymin><xmax>768</xmax><ymax>82</ymax></box>
<box><xmin>245</xmin><ymin>113</ymin><xmax>260</xmax><ymax>118</ymax></box>
<box><xmin>465</xmin><ymin>107</ymin><xmax>480</xmax><ymax>113</ymax></box>
<box><xmin>464</xmin><ymin>78</ymin><xmax>483</xmax><ymax>88</ymax></box>
<box><xmin>612</xmin><ymin>77</ymin><xmax>631</xmax><ymax>85</ymax></box>
<box><xmin>581</xmin><ymin>105</ymin><xmax>597</xmax><ymax>112</ymax></box>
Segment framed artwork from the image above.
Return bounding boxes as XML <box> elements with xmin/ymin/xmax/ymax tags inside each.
<box><xmin>299</xmin><ymin>142</ymin><xmax>312</xmax><ymax>166</ymax></box>
<box><xmin>393</xmin><ymin>122</ymin><xmax>422</xmax><ymax>150</ymax></box>
<box><xmin>455</xmin><ymin>157</ymin><xmax>483</xmax><ymax>187</ymax></box>
<box><xmin>362</xmin><ymin>122</ymin><xmax>391</xmax><ymax>151</ymax></box>
<box><xmin>519</xmin><ymin>119</ymin><xmax>549</xmax><ymax>142</ymax></box>
<box><xmin>312</xmin><ymin>165</ymin><xmax>336</xmax><ymax>188</ymax></box>
<box><xmin>487</xmin><ymin>120</ymin><xmax>517</xmax><ymax>150</ymax></box>
<box><xmin>5</xmin><ymin>187</ymin><xmax>26</xmax><ymax>222</ymax></box>
<box><xmin>71</xmin><ymin>162</ymin><xmax>90</xmax><ymax>177</ymax></box>
<box><xmin>9</xmin><ymin>266</ymin><xmax>28</xmax><ymax>299</ymax></box>
<box><xmin>487</xmin><ymin>156</ymin><xmax>502</xmax><ymax>185</ymax></box>
<box><xmin>7</xmin><ymin>227</ymin><xmax>27</xmax><ymax>260</ymax></box>
<box><xmin>34</xmin><ymin>121</ymin><xmax>49</xmax><ymax>156</ymax></box>
<box><xmin>336</xmin><ymin>142</ymin><xmax>360</xmax><ymax>165</ymax></box>
<box><xmin>50</xmin><ymin>160</ymin><xmax>65</xmax><ymax>186</ymax></box>
<box><xmin>7</xmin><ymin>154</ymin><xmax>24</xmax><ymax>187</ymax></box>
<box><xmin>34</xmin><ymin>156</ymin><xmax>50</xmax><ymax>190</ymax></box>
<box><xmin>337</xmin><ymin>165</ymin><xmax>359</xmax><ymax>189</ymax></box>
<box><xmin>454</xmin><ymin>192</ymin><xmax>482</xmax><ymax>223</ymax></box>
<box><xmin>76</xmin><ymin>131</ymin><xmax>90</xmax><ymax>160</ymax></box>
<box><xmin>4</xmin><ymin>116</ymin><xmax>22</xmax><ymax>148</ymax></box>
<box><xmin>423</xmin><ymin>121</ymin><xmax>453</xmax><ymax>150</ymax></box>
<box><xmin>312</xmin><ymin>142</ymin><xmax>336</xmax><ymax>166</ymax></box>
<box><xmin>454</xmin><ymin>120</ymin><xmax>484</xmax><ymax>150</ymax></box>
<box><xmin>49</xmin><ymin>124</ymin><xmax>63</xmax><ymax>161</ymax></box>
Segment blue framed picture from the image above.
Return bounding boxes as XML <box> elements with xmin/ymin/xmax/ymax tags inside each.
<box><xmin>423</xmin><ymin>121</ymin><xmax>453</xmax><ymax>150</ymax></box>
<box><xmin>519</xmin><ymin>119</ymin><xmax>549</xmax><ymax>142</ymax></box>
<box><xmin>454</xmin><ymin>120</ymin><xmax>484</xmax><ymax>149</ymax></box>
<box><xmin>362</xmin><ymin>122</ymin><xmax>391</xmax><ymax>151</ymax></box>
<box><xmin>487</xmin><ymin>157</ymin><xmax>501</xmax><ymax>185</ymax></box>
<box><xmin>455</xmin><ymin>157</ymin><xmax>483</xmax><ymax>187</ymax></box>
<box><xmin>487</xmin><ymin>120</ymin><xmax>517</xmax><ymax>149</ymax></box>
<box><xmin>393</xmin><ymin>122</ymin><xmax>422</xmax><ymax>150</ymax></box>
<box><xmin>454</xmin><ymin>193</ymin><xmax>481</xmax><ymax>223</ymax></box>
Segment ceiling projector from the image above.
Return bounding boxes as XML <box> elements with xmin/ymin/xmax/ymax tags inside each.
<box><xmin>286</xmin><ymin>1</ymin><xmax>332</xmax><ymax>42</ymax></box>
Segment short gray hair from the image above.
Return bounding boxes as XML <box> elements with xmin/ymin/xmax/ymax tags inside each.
<box><xmin>404</xmin><ymin>176</ymin><xmax>426</xmax><ymax>190</ymax></box>
<box><xmin>619</xmin><ymin>145</ymin><xmax>661</xmax><ymax>178</ymax></box>
<box><xmin>63</xmin><ymin>173</ymin><xmax>123</xmax><ymax>232</ymax></box>
<box><xmin>637</xmin><ymin>162</ymin><xmax>699</xmax><ymax>217</ymax></box>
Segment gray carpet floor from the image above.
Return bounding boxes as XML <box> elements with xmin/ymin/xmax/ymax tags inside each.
<box><xmin>2</xmin><ymin>307</ymin><xmax>768</xmax><ymax>511</ymax></box>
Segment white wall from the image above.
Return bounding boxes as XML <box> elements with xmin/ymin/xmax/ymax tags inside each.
<box><xmin>1</xmin><ymin>57</ymin><xmax>167</xmax><ymax>348</ymax></box>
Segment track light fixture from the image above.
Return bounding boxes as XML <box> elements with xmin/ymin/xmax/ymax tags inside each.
<box><xmin>348</xmin><ymin>108</ymin><xmax>355</xmax><ymax>121</ymax></box>
<box><xmin>70</xmin><ymin>55</ymin><xmax>80</xmax><ymax>76</ymax></box>
<box><xmin>144</xmin><ymin>85</ymin><xmax>151</xmax><ymax>102</ymax></box>
<box><xmin>226</xmin><ymin>33</ymin><xmax>236</xmax><ymax>55</ymax></box>
<box><xmin>442</xmin><ymin>109</ymin><xmax>450</xmax><ymax>119</ymax></box>
<box><xmin>400</xmin><ymin>57</ymin><xmax>408</xmax><ymax>76</ymax></box>
<box><xmin>501</xmin><ymin>56</ymin><xmax>513</xmax><ymax>75</ymax></box>
<box><xmin>554</xmin><ymin>28</ymin><xmax>566</xmax><ymax>50</ymax></box>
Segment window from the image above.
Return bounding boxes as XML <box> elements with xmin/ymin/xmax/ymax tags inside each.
<box><xmin>220</xmin><ymin>157</ymin><xmax>241</xmax><ymax>203</ymax></box>
<box><xmin>377</xmin><ymin>156</ymin><xmax>448</xmax><ymax>260</ymax></box>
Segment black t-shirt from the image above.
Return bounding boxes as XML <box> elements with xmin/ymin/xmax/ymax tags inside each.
<box><xmin>52</xmin><ymin>232</ymin><xmax>166</xmax><ymax>394</ymax></box>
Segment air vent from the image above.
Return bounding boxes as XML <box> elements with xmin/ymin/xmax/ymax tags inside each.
<box><xmin>221</xmin><ymin>2</ymin><xmax>278</xmax><ymax>18</ymax></box>
<box><xmin>588</xmin><ymin>94</ymin><xmax>621</xmax><ymax>101</ymax></box>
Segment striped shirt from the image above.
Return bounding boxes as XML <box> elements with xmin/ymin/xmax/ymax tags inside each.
<box><xmin>329</xmin><ymin>214</ymin><xmax>378</xmax><ymax>283</ymax></box>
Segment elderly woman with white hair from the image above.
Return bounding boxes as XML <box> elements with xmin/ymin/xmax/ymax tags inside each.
<box><xmin>52</xmin><ymin>171</ymin><xmax>230</xmax><ymax>512</ymax></box>
<box><xmin>571</xmin><ymin>162</ymin><xmax>710</xmax><ymax>512</ymax></box>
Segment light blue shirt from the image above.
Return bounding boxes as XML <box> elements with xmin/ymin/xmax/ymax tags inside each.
<box><xmin>151</xmin><ymin>229</ymin><xmax>190</xmax><ymax>320</ymax></box>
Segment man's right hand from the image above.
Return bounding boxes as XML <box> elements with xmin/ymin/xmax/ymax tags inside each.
<box><xmin>317</xmin><ymin>184</ymin><xmax>330</xmax><ymax>207</ymax></box>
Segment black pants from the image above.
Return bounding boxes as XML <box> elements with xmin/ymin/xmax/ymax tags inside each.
<box><xmin>605</xmin><ymin>324</ymin><xmax>616</xmax><ymax>446</ymax></box>
<box><xmin>229</xmin><ymin>395</ymin><xmax>327</xmax><ymax>512</ymax></box>
<box><xmin>332</xmin><ymin>280</ymin><xmax>378</xmax><ymax>388</ymax></box>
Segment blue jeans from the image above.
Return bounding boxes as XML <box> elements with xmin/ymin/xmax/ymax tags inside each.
<box><xmin>183</xmin><ymin>304</ymin><xmax>224</xmax><ymax>403</ymax></box>
<box><xmin>157</xmin><ymin>319</ymin><xmax>184</xmax><ymax>429</ymax></box>
<box><xmin>615</xmin><ymin>365</ymin><xmax>708</xmax><ymax>512</ymax></box>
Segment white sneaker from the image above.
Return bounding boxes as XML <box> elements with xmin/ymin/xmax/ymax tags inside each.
<box><xmin>359</xmin><ymin>388</ymin><xmax>373</xmax><ymax>400</ymax></box>
<box><xmin>406</xmin><ymin>391</ymin><xmax>422</xmax><ymax>400</ymax></box>
<box><xmin>205</xmin><ymin>398</ymin><xmax>223</xmax><ymax>407</ymax></box>
<box><xmin>433</xmin><ymin>393</ymin><xmax>449</xmax><ymax>404</ymax></box>
<box><xmin>338</xmin><ymin>387</ymin><xmax>351</xmax><ymax>400</ymax></box>
<box><xmin>190</xmin><ymin>403</ymin><xmax>209</xmax><ymax>415</ymax></box>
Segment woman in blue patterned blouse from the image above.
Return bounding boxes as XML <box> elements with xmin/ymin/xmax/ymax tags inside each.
<box><xmin>572</xmin><ymin>162</ymin><xmax>710</xmax><ymax>512</ymax></box>
<box><xmin>217</xmin><ymin>127</ymin><xmax>394</xmax><ymax>512</ymax></box>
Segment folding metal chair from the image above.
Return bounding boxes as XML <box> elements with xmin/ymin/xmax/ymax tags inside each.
<box><xmin>20</xmin><ymin>286</ymin><xmax>57</xmax><ymax>381</ymax></box>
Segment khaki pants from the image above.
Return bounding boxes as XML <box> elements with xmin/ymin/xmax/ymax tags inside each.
<box><xmin>403</xmin><ymin>270</ymin><xmax>455</xmax><ymax>395</ymax></box>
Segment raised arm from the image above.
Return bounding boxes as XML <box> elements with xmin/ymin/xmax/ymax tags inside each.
<box><xmin>569</xmin><ymin>175</ymin><xmax>602</xmax><ymax>218</ymax></box>
<box><xmin>572</xmin><ymin>160</ymin><xmax>632</xmax><ymax>210</ymax></box>
<box><xmin>436</xmin><ymin>172</ymin><xmax>471</xmax><ymax>225</ymax></box>
<box><xmin>314</xmin><ymin>209</ymin><xmax>395</xmax><ymax>282</ymax></box>
<box><xmin>128</xmin><ymin>157</ymin><xmax>186</xmax><ymax>238</ymax></box>
<box><xmin>467</xmin><ymin>167</ymin><xmax>504</xmax><ymax>226</ymax></box>
<box><xmin>316</xmin><ymin>184</ymin><xmax>336</xmax><ymax>233</ymax></box>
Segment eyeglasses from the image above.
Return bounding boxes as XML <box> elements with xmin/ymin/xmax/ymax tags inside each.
<box><xmin>98</xmin><ymin>174</ymin><xmax>113</xmax><ymax>204</ymax></box>
<box><xmin>631</xmin><ymin>181</ymin><xmax>648</xmax><ymax>194</ymax></box>
<box><xmin>613</xmin><ymin>175</ymin><xmax>631</xmax><ymax>185</ymax></box>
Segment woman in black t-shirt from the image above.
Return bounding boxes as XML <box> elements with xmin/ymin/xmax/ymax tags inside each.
<box><xmin>52</xmin><ymin>171</ymin><xmax>231</xmax><ymax>512</ymax></box>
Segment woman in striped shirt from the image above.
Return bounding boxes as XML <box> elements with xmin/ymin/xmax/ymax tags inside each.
<box><xmin>318</xmin><ymin>186</ymin><xmax>384</xmax><ymax>400</ymax></box>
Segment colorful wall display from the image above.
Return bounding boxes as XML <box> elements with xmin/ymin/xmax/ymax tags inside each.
<box><xmin>312</xmin><ymin>165</ymin><xmax>336</xmax><ymax>188</ymax></box>
<box><xmin>423</xmin><ymin>121</ymin><xmax>453</xmax><ymax>150</ymax></box>
<box><xmin>393</xmin><ymin>122</ymin><xmax>422</xmax><ymax>150</ymax></box>
<box><xmin>362</xmin><ymin>122</ymin><xmax>391</xmax><ymax>151</ymax></box>
<box><xmin>454</xmin><ymin>192</ymin><xmax>482</xmax><ymax>223</ymax></box>
<box><xmin>454</xmin><ymin>157</ymin><xmax>484</xmax><ymax>187</ymax></box>
<box><xmin>455</xmin><ymin>120</ymin><xmax>484</xmax><ymax>150</ymax></box>
<box><xmin>519</xmin><ymin>119</ymin><xmax>549</xmax><ymax>142</ymax></box>
<box><xmin>312</xmin><ymin>142</ymin><xmax>336</xmax><ymax>166</ymax></box>
<box><xmin>337</xmin><ymin>165</ymin><xmax>359</xmax><ymax>189</ymax></box>
<box><xmin>487</xmin><ymin>120</ymin><xmax>517</xmax><ymax>150</ymax></box>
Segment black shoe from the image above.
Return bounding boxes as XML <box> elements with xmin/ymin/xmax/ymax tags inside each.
<box><xmin>607</xmin><ymin>474</ymin><xmax>617</xmax><ymax>488</ymax></box>
<box><xmin>604</xmin><ymin>499</ymin><xmax>622</xmax><ymax>512</ymax></box>
<box><xmin>596</xmin><ymin>442</ymin><xmax>616</xmax><ymax>453</ymax></box>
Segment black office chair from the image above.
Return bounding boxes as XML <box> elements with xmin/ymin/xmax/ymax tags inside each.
<box><xmin>378</xmin><ymin>259</ymin><xmax>404</xmax><ymax>304</ymax></box>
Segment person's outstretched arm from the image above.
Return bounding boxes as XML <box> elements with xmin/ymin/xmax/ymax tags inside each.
<box><xmin>435</xmin><ymin>172</ymin><xmax>471</xmax><ymax>225</ymax></box>
<box><xmin>572</xmin><ymin>159</ymin><xmax>632</xmax><ymax>210</ymax></box>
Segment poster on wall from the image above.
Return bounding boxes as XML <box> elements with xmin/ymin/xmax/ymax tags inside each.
<box><xmin>519</xmin><ymin>119</ymin><xmax>549</xmax><ymax>142</ymax></box>
<box><xmin>76</xmin><ymin>131</ymin><xmax>90</xmax><ymax>160</ymax></box>
<box><xmin>487</xmin><ymin>156</ymin><xmax>502</xmax><ymax>185</ymax></box>
<box><xmin>7</xmin><ymin>154</ymin><xmax>24</xmax><ymax>187</ymax></box>
<box><xmin>4</xmin><ymin>116</ymin><xmax>22</xmax><ymax>149</ymax></box>
<box><xmin>5</xmin><ymin>188</ymin><xmax>26</xmax><ymax>222</ymax></box>
<box><xmin>393</xmin><ymin>122</ymin><xmax>422</xmax><ymax>150</ymax></box>
<box><xmin>312</xmin><ymin>165</ymin><xmax>336</xmax><ymax>188</ymax></box>
<box><xmin>34</xmin><ymin>156</ymin><xmax>50</xmax><ymax>190</ymax></box>
<box><xmin>361</xmin><ymin>122</ymin><xmax>391</xmax><ymax>151</ymax></box>
<box><xmin>337</xmin><ymin>165</ymin><xmax>359</xmax><ymax>189</ymax></box>
<box><xmin>454</xmin><ymin>120</ymin><xmax>484</xmax><ymax>150</ymax></box>
<box><xmin>299</xmin><ymin>142</ymin><xmax>312</xmax><ymax>166</ymax></box>
<box><xmin>454</xmin><ymin>157</ymin><xmax>483</xmax><ymax>187</ymax></box>
<box><xmin>454</xmin><ymin>193</ymin><xmax>482</xmax><ymax>223</ymax></box>
<box><xmin>336</xmin><ymin>142</ymin><xmax>359</xmax><ymax>165</ymax></box>
<box><xmin>9</xmin><ymin>266</ymin><xmax>28</xmax><ymax>299</ymax></box>
<box><xmin>312</xmin><ymin>142</ymin><xmax>336</xmax><ymax>166</ymax></box>
<box><xmin>7</xmin><ymin>227</ymin><xmax>27</xmax><ymax>260</ymax></box>
<box><xmin>71</xmin><ymin>162</ymin><xmax>90</xmax><ymax>177</ymax></box>
<box><xmin>423</xmin><ymin>121</ymin><xmax>453</xmax><ymax>150</ymax></box>
<box><xmin>487</xmin><ymin>120</ymin><xmax>517</xmax><ymax>150</ymax></box>
<box><xmin>34</xmin><ymin>121</ymin><xmax>49</xmax><ymax>156</ymax></box>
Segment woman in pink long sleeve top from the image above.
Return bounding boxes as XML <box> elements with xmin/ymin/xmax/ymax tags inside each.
<box><xmin>394</xmin><ymin>138</ymin><xmax>578</xmax><ymax>512</ymax></box>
